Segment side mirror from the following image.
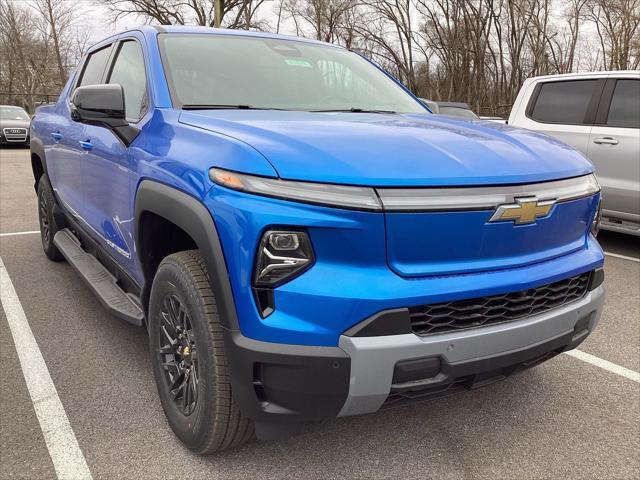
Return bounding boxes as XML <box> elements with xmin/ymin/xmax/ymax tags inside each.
<box><xmin>70</xmin><ymin>84</ymin><xmax>139</xmax><ymax>145</ymax></box>
<box><xmin>71</xmin><ymin>84</ymin><xmax>126</xmax><ymax>126</ymax></box>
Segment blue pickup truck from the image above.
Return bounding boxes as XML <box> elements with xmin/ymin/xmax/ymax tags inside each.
<box><xmin>30</xmin><ymin>26</ymin><xmax>605</xmax><ymax>453</ymax></box>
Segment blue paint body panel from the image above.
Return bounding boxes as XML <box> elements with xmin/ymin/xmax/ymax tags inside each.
<box><xmin>31</xmin><ymin>25</ymin><xmax>604</xmax><ymax>347</ymax></box>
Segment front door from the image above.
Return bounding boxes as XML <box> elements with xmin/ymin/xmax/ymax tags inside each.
<box><xmin>81</xmin><ymin>39</ymin><xmax>149</xmax><ymax>271</ymax></box>
<box><xmin>47</xmin><ymin>44</ymin><xmax>113</xmax><ymax>219</ymax></box>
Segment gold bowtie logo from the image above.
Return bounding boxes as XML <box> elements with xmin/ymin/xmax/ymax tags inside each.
<box><xmin>489</xmin><ymin>197</ymin><xmax>555</xmax><ymax>225</ymax></box>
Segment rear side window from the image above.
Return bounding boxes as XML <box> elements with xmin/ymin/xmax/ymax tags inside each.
<box><xmin>606</xmin><ymin>79</ymin><xmax>640</xmax><ymax>128</ymax></box>
<box><xmin>108</xmin><ymin>41</ymin><xmax>148</xmax><ymax>122</ymax></box>
<box><xmin>529</xmin><ymin>80</ymin><xmax>597</xmax><ymax>124</ymax></box>
<box><xmin>78</xmin><ymin>46</ymin><xmax>112</xmax><ymax>87</ymax></box>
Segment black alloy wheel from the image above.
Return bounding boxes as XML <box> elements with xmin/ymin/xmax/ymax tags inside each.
<box><xmin>157</xmin><ymin>294</ymin><xmax>199</xmax><ymax>416</ymax></box>
<box><xmin>149</xmin><ymin>250</ymin><xmax>253</xmax><ymax>453</ymax></box>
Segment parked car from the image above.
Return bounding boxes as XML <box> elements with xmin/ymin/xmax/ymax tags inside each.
<box><xmin>509</xmin><ymin>71</ymin><xmax>640</xmax><ymax>236</ymax></box>
<box><xmin>31</xmin><ymin>26</ymin><xmax>605</xmax><ymax>453</ymax></box>
<box><xmin>0</xmin><ymin>105</ymin><xmax>30</xmax><ymax>146</ymax></box>
<box><xmin>480</xmin><ymin>115</ymin><xmax>507</xmax><ymax>124</ymax></box>
<box><xmin>421</xmin><ymin>99</ymin><xmax>479</xmax><ymax>119</ymax></box>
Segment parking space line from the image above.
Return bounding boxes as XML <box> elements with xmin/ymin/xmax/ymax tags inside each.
<box><xmin>0</xmin><ymin>256</ymin><xmax>93</xmax><ymax>480</ymax></box>
<box><xmin>604</xmin><ymin>251</ymin><xmax>640</xmax><ymax>263</ymax></box>
<box><xmin>565</xmin><ymin>349</ymin><xmax>640</xmax><ymax>383</ymax></box>
<box><xmin>0</xmin><ymin>230</ymin><xmax>40</xmax><ymax>237</ymax></box>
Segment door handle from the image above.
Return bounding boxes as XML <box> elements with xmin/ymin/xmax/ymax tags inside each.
<box><xmin>79</xmin><ymin>140</ymin><xmax>93</xmax><ymax>151</ymax></box>
<box><xmin>51</xmin><ymin>132</ymin><xmax>63</xmax><ymax>142</ymax></box>
<box><xmin>593</xmin><ymin>137</ymin><xmax>619</xmax><ymax>145</ymax></box>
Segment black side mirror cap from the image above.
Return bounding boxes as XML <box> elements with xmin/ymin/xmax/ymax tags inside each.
<box><xmin>71</xmin><ymin>84</ymin><xmax>126</xmax><ymax>125</ymax></box>
<box><xmin>70</xmin><ymin>84</ymin><xmax>139</xmax><ymax>146</ymax></box>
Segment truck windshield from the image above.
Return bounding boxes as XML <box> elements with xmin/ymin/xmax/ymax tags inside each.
<box><xmin>160</xmin><ymin>34</ymin><xmax>427</xmax><ymax>114</ymax></box>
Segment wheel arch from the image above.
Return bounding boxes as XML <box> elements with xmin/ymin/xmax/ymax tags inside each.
<box><xmin>30</xmin><ymin>137</ymin><xmax>47</xmax><ymax>192</ymax></box>
<box><xmin>134</xmin><ymin>180</ymin><xmax>240</xmax><ymax>330</ymax></box>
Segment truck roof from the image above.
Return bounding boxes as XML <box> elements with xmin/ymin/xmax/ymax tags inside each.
<box><xmin>526</xmin><ymin>70</ymin><xmax>639</xmax><ymax>82</ymax></box>
<box><xmin>88</xmin><ymin>25</ymin><xmax>338</xmax><ymax>53</ymax></box>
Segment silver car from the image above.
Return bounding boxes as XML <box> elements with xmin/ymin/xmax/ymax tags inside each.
<box><xmin>509</xmin><ymin>71</ymin><xmax>640</xmax><ymax>236</ymax></box>
<box><xmin>0</xmin><ymin>105</ymin><xmax>31</xmax><ymax>146</ymax></box>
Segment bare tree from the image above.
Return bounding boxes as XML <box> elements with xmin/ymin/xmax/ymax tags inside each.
<box><xmin>31</xmin><ymin>0</ymin><xmax>74</xmax><ymax>86</ymax></box>
<box><xmin>545</xmin><ymin>0</ymin><xmax>588</xmax><ymax>72</ymax></box>
<box><xmin>280</xmin><ymin>0</ymin><xmax>356</xmax><ymax>42</ymax></box>
<box><xmin>357</xmin><ymin>0</ymin><xmax>421</xmax><ymax>91</ymax></box>
<box><xmin>100</xmin><ymin>0</ymin><xmax>269</xmax><ymax>29</ymax></box>
<box><xmin>588</xmin><ymin>0</ymin><xmax>640</xmax><ymax>70</ymax></box>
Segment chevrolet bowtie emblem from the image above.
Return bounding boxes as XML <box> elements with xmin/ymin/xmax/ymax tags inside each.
<box><xmin>489</xmin><ymin>197</ymin><xmax>556</xmax><ymax>225</ymax></box>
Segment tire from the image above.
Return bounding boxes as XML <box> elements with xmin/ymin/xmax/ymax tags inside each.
<box><xmin>149</xmin><ymin>250</ymin><xmax>254</xmax><ymax>454</ymax></box>
<box><xmin>37</xmin><ymin>174</ymin><xmax>63</xmax><ymax>261</ymax></box>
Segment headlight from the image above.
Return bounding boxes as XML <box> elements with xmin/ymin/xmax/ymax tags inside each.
<box><xmin>210</xmin><ymin>168</ymin><xmax>381</xmax><ymax>211</ymax></box>
<box><xmin>253</xmin><ymin>230</ymin><xmax>314</xmax><ymax>288</ymax></box>
<box><xmin>592</xmin><ymin>196</ymin><xmax>603</xmax><ymax>236</ymax></box>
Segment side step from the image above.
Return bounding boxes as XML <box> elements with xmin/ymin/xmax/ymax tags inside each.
<box><xmin>53</xmin><ymin>229</ymin><xmax>144</xmax><ymax>326</ymax></box>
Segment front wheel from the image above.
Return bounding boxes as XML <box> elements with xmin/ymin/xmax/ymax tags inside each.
<box><xmin>148</xmin><ymin>250</ymin><xmax>253</xmax><ymax>454</ymax></box>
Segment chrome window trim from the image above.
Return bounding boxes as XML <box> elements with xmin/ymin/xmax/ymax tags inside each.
<box><xmin>376</xmin><ymin>174</ymin><xmax>600</xmax><ymax>212</ymax></box>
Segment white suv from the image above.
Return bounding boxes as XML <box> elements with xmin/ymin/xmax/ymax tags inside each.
<box><xmin>509</xmin><ymin>71</ymin><xmax>640</xmax><ymax>236</ymax></box>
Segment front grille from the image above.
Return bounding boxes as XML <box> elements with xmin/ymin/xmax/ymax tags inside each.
<box><xmin>3</xmin><ymin>128</ymin><xmax>28</xmax><ymax>142</ymax></box>
<box><xmin>409</xmin><ymin>272</ymin><xmax>591</xmax><ymax>336</ymax></box>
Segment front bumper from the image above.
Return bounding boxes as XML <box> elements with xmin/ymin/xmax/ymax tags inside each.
<box><xmin>339</xmin><ymin>282</ymin><xmax>604</xmax><ymax>416</ymax></box>
<box><xmin>227</xmin><ymin>279</ymin><xmax>605</xmax><ymax>422</ymax></box>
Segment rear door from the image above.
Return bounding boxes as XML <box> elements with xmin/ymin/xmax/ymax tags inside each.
<box><xmin>46</xmin><ymin>44</ymin><xmax>113</xmax><ymax>218</ymax></box>
<box><xmin>81</xmin><ymin>37</ymin><xmax>150</xmax><ymax>270</ymax></box>
<box><xmin>523</xmin><ymin>78</ymin><xmax>605</xmax><ymax>155</ymax></box>
<box><xmin>588</xmin><ymin>76</ymin><xmax>640</xmax><ymax>223</ymax></box>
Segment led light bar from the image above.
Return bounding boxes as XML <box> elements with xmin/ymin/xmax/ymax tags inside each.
<box><xmin>210</xmin><ymin>168</ymin><xmax>382</xmax><ymax>211</ymax></box>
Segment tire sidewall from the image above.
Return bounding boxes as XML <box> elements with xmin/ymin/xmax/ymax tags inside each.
<box><xmin>149</xmin><ymin>259</ymin><xmax>217</xmax><ymax>450</ymax></box>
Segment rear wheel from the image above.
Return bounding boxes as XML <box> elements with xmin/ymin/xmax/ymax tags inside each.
<box><xmin>149</xmin><ymin>250</ymin><xmax>253</xmax><ymax>454</ymax></box>
<box><xmin>37</xmin><ymin>174</ymin><xmax>63</xmax><ymax>261</ymax></box>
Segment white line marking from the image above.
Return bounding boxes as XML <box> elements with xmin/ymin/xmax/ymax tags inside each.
<box><xmin>0</xmin><ymin>230</ymin><xmax>40</xmax><ymax>237</ymax></box>
<box><xmin>604</xmin><ymin>251</ymin><xmax>640</xmax><ymax>263</ymax></box>
<box><xmin>0</xmin><ymin>256</ymin><xmax>93</xmax><ymax>480</ymax></box>
<box><xmin>565</xmin><ymin>349</ymin><xmax>640</xmax><ymax>383</ymax></box>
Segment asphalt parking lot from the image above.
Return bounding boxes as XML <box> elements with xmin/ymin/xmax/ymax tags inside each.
<box><xmin>1</xmin><ymin>146</ymin><xmax>638</xmax><ymax>480</ymax></box>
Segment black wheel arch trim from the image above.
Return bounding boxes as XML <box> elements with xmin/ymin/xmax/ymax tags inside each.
<box><xmin>135</xmin><ymin>181</ymin><xmax>352</xmax><ymax>423</ymax></box>
<box><xmin>134</xmin><ymin>180</ymin><xmax>240</xmax><ymax>331</ymax></box>
<box><xmin>30</xmin><ymin>136</ymin><xmax>48</xmax><ymax>192</ymax></box>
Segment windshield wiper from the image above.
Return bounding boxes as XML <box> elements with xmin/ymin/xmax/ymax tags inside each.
<box><xmin>181</xmin><ymin>104</ymin><xmax>285</xmax><ymax>111</ymax></box>
<box><xmin>309</xmin><ymin>107</ymin><xmax>397</xmax><ymax>114</ymax></box>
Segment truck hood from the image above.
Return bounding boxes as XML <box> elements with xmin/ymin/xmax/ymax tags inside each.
<box><xmin>179</xmin><ymin>110</ymin><xmax>592</xmax><ymax>187</ymax></box>
<box><xmin>0</xmin><ymin>118</ymin><xmax>30</xmax><ymax>130</ymax></box>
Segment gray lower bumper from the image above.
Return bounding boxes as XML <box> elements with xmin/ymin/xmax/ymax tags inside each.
<box><xmin>338</xmin><ymin>284</ymin><xmax>605</xmax><ymax>417</ymax></box>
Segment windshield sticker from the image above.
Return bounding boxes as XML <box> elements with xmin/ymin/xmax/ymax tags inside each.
<box><xmin>285</xmin><ymin>59</ymin><xmax>313</xmax><ymax>68</ymax></box>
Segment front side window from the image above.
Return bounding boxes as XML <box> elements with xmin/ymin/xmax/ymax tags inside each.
<box><xmin>607</xmin><ymin>79</ymin><xmax>640</xmax><ymax>128</ymax></box>
<box><xmin>160</xmin><ymin>34</ymin><xmax>427</xmax><ymax>114</ymax></box>
<box><xmin>530</xmin><ymin>80</ymin><xmax>597</xmax><ymax>124</ymax></box>
<box><xmin>79</xmin><ymin>46</ymin><xmax>112</xmax><ymax>87</ymax></box>
<box><xmin>108</xmin><ymin>41</ymin><xmax>148</xmax><ymax>122</ymax></box>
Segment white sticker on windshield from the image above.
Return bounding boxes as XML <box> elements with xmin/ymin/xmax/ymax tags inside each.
<box><xmin>285</xmin><ymin>59</ymin><xmax>312</xmax><ymax>68</ymax></box>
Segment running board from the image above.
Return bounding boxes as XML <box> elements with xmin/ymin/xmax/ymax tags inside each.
<box><xmin>53</xmin><ymin>229</ymin><xmax>144</xmax><ymax>326</ymax></box>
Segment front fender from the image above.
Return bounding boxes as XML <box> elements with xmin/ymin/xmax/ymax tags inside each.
<box><xmin>134</xmin><ymin>180</ymin><xmax>240</xmax><ymax>330</ymax></box>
